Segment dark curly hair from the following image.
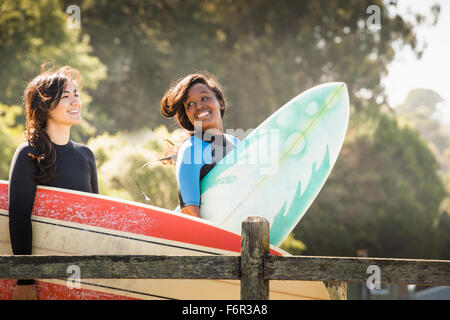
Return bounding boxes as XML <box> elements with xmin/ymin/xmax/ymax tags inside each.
<box><xmin>24</xmin><ymin>66</ymin><xmax>80</xmax><ymax>183</ymax></box>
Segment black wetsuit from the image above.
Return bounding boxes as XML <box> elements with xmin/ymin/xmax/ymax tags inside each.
<box><xmin>8</xmin><ymin>141</ymin><xmax>98</xmax><ymax>285</ymax></box>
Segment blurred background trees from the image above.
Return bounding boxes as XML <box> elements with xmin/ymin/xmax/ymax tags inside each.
<box><xmin>0</xmin><ymin>0</ymin><xmax>448</xmax><ymax>260</ymax></box>
<box><xmin>0</xmin><ymin>0</ymin><xmax>106</xmax><ymax>140</ymax></box>
<box><xmin>56</xmin><ymin>0</ymin><xmax>428</xmax><ymax>132</ymax></box>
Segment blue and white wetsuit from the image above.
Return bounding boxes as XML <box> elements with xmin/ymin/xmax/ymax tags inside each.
<box><xmin>176</xmin><ymin>132</ymin><xmax>239</xmax><ymax>208</ymax></box>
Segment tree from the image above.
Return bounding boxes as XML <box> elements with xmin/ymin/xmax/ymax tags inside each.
<box><xmin>294</xmin><ymin>107</ymin><xmax>447</xmax><ymax>259</ymax></box>
<box><xmin>395</xmin><ymin>88</ymin><xmax>450</xmax><ymax>248</ymax></box>
<box><xmin>61</xmin><ymin>0</ymin><xmax>436</xmax><ymax>132</ymax></box>
<box><xmin>0</xmin><ymin>104</ymin><xmax>24</xmax><ymax>180</ymax></box>
<box><xmin>434</xmin><ymin>210</ymin><xmax>450</xmax><ymax>260</ymax></box>
<box><xmin>0</xmin><ymin>0</ymin><xmax>106</xmax><ymax>141</ymax></box>
<box><xmin>395</xmin><ymin>89</ymin><xmax>450</xmax><ymax>171</ymax></box>
<box><xmin>87</xmin><ymin>126</ymin><xmax>181</xmax><ymax>209</ymax></box>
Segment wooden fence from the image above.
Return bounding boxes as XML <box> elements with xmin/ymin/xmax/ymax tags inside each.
<box><xmin>0</xmin><ymin>216</ymin><xmax>449</xmax><ymax>299</ymax></box>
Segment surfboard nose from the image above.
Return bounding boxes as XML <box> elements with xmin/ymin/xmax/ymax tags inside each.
<box><xmin>335</xmin><ymin>82</ymin><xmax>348</xmax><ymax>93</ymax></box>
<box><xmin>327</xmin><ymin>82</ymin><xmax>348</xmax><ymax>99</ymax></box>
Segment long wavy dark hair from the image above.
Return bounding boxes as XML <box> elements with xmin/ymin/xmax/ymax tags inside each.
<box><xmin>160</xmin><ymin>72</ymin><xmax>226</xmax><ymax>164</ymax></box>
<box><xmin>24</xmin><ymin>66</ymin><xmax>80</xmax><ymax>183</ymax></box>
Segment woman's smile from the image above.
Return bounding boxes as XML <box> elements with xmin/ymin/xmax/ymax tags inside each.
<box><xmin>67</xmin><ymin>107</ymin><xmax>81</xmax><ymax>115</ymax></box>
<box><xmin>195</xmin><ymin>109</ymin><xmax>211</xmax><ymax>120</ymax></box>
<box><xmin>184</xmin><ymin>83</ymin><xmax>224</xmax><ymax>132</ymax></box>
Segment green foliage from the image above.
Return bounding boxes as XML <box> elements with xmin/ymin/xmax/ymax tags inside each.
<box><xmin>0</xmin><ymin>104</ymin><xmax>25</xmax><ymax>180</ymax></box>
<box><xmin>434</xmin><ymin>210</ymin><xmax>450</xmax><ymax>260</ymax></box>
<box><xmin>60</xmin><ymin>0</ymin><xmax>430</xmax><ymax>132</ymax></box>
<box><xmin>294</xmin><ymin>107</ymin><xmax>447</xmax><ymax>259</ymax></box>
<box><xmin>0</xmin><ymin>0</ymin><xmax>106</xmax><ymax>142</ymax></box>
<box><xmin>395</xmin><ymin>88</ymin><xmax>450</xmax><ymax>244</ymax></box>
<box><xmin>87</xmin><ymin>126</ymin><xmax>183</xmax><ymax>209</ymax></box>
<box><xmin>279</xmin><ymin>233</ymin><xmax>307</xmax><ymax>256</ymax></box>
<box><xmin>396</xmin><ymin>89</ymin><xmax>449</xmax><ymax>155</ymax></box>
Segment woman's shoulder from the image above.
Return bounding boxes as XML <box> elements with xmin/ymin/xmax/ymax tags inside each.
<box><xmin>71</xmin><ymin>141</ymin><xmax>95</xmax><ymax>160</ymax></box>
<box><xmin>177</xmin><ymin>135</ymin><xmax>205</xmax><ymax>153</ymax></box>
<box><xmin>176</xmin><ymin>135</ymin><xmax>208</xmax><ymax>166</ymax></box>
<box><xmin>10</xmin><ymin>142</ymin><xmax>38</xmax><ymax>170</ymax></box>
<box><xmin>13</xmin><ymin>142</ymin><xmax>37</xmax><ymax>158</ymax></box>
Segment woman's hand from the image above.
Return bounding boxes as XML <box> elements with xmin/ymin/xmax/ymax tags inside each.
<box><xmin>181</xmin><ymin>205</ymin><xmax>201</xmax><ymax>218</ymax></box>
<box><xmin>12</xmin><ymin>284</ymin><xmax>38</xmax><ymax>300</ymax></box>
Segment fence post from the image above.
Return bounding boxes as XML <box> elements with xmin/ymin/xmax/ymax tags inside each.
<box><xmin>240</xmin><ymin>216</ymin><xmax>270</xmax><ymax>300</ymax></box>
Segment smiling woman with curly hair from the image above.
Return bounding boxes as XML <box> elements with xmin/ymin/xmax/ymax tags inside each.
<box><xmin>160</xmin><ymin>72</ymin><xmax>239</xmax><ymax>218</ymax></box>
<box><xmin>8</xmin><ymin>66</ymin><xmax>98</xmax><ymax>300</ymax></box>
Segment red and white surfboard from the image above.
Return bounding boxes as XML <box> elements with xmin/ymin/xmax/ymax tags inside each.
<box><xmin>0</xmin><ymin>180</ymin><xmax>329</xmax><ymax>300</ymax></box>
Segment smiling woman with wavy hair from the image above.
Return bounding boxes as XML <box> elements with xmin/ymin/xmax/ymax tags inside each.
<box><xmin>160</xmin><ymin>72</ymin><xmax>226</xmax><ymax>132</ymax></box>
<box><xmin>8</xmin><ymin>65</ymin><xmax>98</xmax><ymax>300</ymax></box>
<box><xmin>24</xmin><ymin>66</ymin><xmax>81</xmax><ymax>183</ymax></box>
<box><xmin>160</xmin><ymin>72</ymin><xmax>239</xmax><ymax>219</ymax></box>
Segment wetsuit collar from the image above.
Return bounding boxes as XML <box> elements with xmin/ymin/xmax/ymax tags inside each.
<box><xmin>52</xmin><ymin>140</ymin><xmax>73</xmax><ymax>152</ymax></box>
<box><xmin>192</xmin><ymin>130</ymin><xmax>225</xmax><ymax>144</ymax></box>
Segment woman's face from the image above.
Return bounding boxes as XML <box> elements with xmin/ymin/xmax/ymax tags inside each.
<box><xmin>184</xmin><ymin>83</ymin><xmax>224</xmax><ymax>133</ymax></box>
<box><xmin>47</xmin><ymin>81</ymin><xmax>82</xmax><ymax>126</ymax></box>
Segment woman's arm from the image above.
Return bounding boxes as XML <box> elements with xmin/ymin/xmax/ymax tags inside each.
<box><xmin>181</xmin><ymin>205</ymin><xmax>201</xmax><ymax>218</ymax></box>
<box><xmin>176</xmin><ymin>139</ymin><xmax>204</xmax><ymax>218</ymax></box>
<box><xmin>8</xmin><ymin>145</ymin><xmax>37</xmax><ymax>257</ymax></box>
<box><xmin>8</xmin><ymin>144</ymin><xmax>39</xmax><ymax>298</ymax></box>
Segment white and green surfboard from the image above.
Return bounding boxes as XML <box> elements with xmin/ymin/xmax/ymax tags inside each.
<box><xmin>199</xmin><ymin>82</ymin><xmax>350</xmax><ymax>246</ymax></box>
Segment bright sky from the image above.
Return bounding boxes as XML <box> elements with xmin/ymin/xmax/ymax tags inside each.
<box><xmin>382</xmin><ymin>0</ymin><xmax>450</xmax><ymax>122</ymax></box>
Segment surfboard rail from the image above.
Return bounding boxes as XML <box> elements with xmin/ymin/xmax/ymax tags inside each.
<box><xmin>0</xmin><ymin>180</ymin><xmax>330</xmax><ymax>300</ymax></box>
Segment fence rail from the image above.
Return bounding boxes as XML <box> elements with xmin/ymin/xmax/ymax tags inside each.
<box><xmin>1</xmin><ymin>216</ymin><xmax>449</xmax><ymax>299</ymax></box>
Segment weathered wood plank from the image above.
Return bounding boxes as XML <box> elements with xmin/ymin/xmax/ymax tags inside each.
<box><xmin>0</xmin><ymin>255</ymin><xmax>240</xmax><ymax>280</ymax></box>
<box><xmin>265</xmin><ymin>255</ymin><xmax>450</xmax><ymax>286</ymax></box>
<box><xmin>240</xmin><ymin>216</ymin><xmax>270</xmax><ymax>300</ymax></box>
<box><xmin>1</xmin><ymin>254</ymin><xmax>447</xmax><ymax>286</ymax></box>
<box><xmin>0</xmin><ymin>255</ymin><xmax>450</xmax><ymax>286</ymax></box>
